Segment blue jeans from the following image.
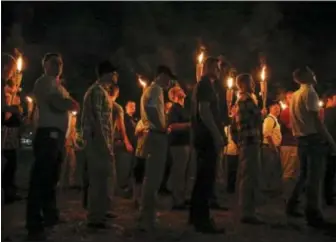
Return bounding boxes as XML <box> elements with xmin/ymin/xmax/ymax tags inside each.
<box><xmin>287</xmin><ymin>134</ymin><xmax>326</xmax><ymax>216</ymax></box>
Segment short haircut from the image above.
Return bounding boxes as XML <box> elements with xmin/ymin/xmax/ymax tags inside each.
<box><xmin>156</xmin><ymin>65</ymin><xmax>176</xmax><ymax>79</ymax></box>
<box><xmin>168</xmin><ymin>86</ymin><xmax>182</xmax><ymax>102</ymax></box>
<box><xmin>204</xmin><ymin>56</ymin><xmax>219</xmax><ymax>70</ymax></box>
<box><xmin>267</xmin><ymin>99</ymin><xmax>280</xmax><ymax>109</ymax></box>
<box><xmin>293</xmin><ymin>67</ymin><xmax>314</xmax><ymax>84</ymax></box>
<box><xmin>42</xmin><ymin>52</ymin><xmax>62</xmax><ymax>67</ymax></box>
<box><xmin>96</xmin><ymin>60</ymin><xmax>117</xmax><ymax>78</ymax></box>
<box><xmin>236</xmin><ymin>73</ymin><xmax>254</xmax><ymax>92</ymax></box>
<box><xmin>125</xmin><ymin>100</ymin><xmax>135</xmax><ymax>106</ymax></box>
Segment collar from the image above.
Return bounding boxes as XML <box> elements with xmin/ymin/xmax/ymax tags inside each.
<box><xmin>268</xmin><ymin>113</ymin><xmax>278</xmax><ymax>121</ymax></box>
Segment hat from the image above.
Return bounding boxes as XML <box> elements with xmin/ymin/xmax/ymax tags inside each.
<box><xmin>156</xmin><ymin>65</ymin><xmax>176</xmax><ymax>79</ymax></box>
<box><xmin>96</xmin><ymin>60</ymin><xmax>117</xmax><ymax>78</ymax></box>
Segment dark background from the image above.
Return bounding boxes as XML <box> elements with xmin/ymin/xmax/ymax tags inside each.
<box><xmin>2</xmin><ymin>1</ymin><xmax>336</xmax><ymax>105</ymax></box>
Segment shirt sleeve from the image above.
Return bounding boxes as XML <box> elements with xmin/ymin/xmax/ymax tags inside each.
<box><xmin>306</xmin><ymin>87</ymin><xmax>319</xmax><ymax>112</ymax></box>
<box><xmin>47</xmin><ymin>80</ymin><xmax>73</xmax><ymax>112</ymax></box>
<box><xmin>146</xmin><ymin>86</ymin><xmax>163</xmax><ymax>108</ymax></box>
<box><xmin>167</xmin><ymin>105</ymin><xmax>178</xmax><ymax>124</ymax></box>
<box><xmin>263</xmin><ymin>116</ymin><xmax>275</xmax><ymax>138</ymax></box>
<box><xmin>197</xmin><ymin>79</ymin><xmax>213</xmax><ymax>103</ymax></box>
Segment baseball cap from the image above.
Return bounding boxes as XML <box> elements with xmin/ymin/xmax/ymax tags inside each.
<box><xmin>96</xmin><ymin>60</ymin><xmax>117</xmax><ymax>78</ymax></box>
<box><xmin>156</xmin><ymin>65</ymin><xmax>177</xmax><ymax>79</ymax></box>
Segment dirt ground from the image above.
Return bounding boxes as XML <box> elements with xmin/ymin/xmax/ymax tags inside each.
<box><xmin>2</xmin><ymin>149</ymin><xmax>336</xmax><ymax>242</ymax></box>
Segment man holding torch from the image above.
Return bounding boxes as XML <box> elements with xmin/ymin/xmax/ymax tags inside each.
<box><xmin>26</xmin><ymin>53</ymin><xmax>79</xmax><ymax>241</ymax></box>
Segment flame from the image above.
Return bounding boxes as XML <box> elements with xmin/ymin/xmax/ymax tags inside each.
<box><xmin>318</xmin><ymin>100</ymin><xmax>324</xmax><ymax>108</ymax></box>
<box><xmin>26</xmin><ymin>96</ymin><xmax>33</xmax><ymax>103</ymax></box>
<box><xmin>279</xmin><ymin>101</ymin><xmax>287</xmax><ymax>110</ymax></box>
<box><xmin>138</xmin><ymin>77</ymin><xmax>147</xmax><ymax>88</ymax></box>
<box><xmin>198</xmin><ymin>52</ymin><xmax>204</xmax><ymax>64</ymax></box>
<box><xmin>17</xmin><ymin>56</ymin><xmax>23</xmax><ymax>72</ymax></box>
<box><xmin>71</xmin><ymin>111</ymin><xmax>78</xmax><ymax>116</ymax></box>
<box><xmin>260</xmin><ymin>65</ymin><xmax>266</xmax><ymax>81</ymax></box>
<box><xmin>227</xmin><ymin>77</ymin><xmax>233</xmax><ymax>89</ymax></box>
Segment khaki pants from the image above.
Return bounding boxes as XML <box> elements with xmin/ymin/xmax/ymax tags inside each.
<box><xmin>85</xmin><ymin>139</ymin><xmax>114</xmax><ymax>224</ymax></box>
<box><xmin>280</xmin><ymin>146</ymin><xmax>299</xmax><ymax>200</ymax></box>
<box><xmin>238</xmin><ymin>143</ymin><xmax>261</xmax><ymax>218</ymax></box>
<box><xmin>168</xmin><ymin>145</ymin><xmax>190</xmax><ymax>206</ymax></box>
<box><xmin>61</xmin><ymin>147</ymin><xmax>77</xmax><ymax>187</ymax></box>
<box><xmin>139</xmin><ymin>132</ymin><xmax>168</xmax><ymax>226</ymax></box>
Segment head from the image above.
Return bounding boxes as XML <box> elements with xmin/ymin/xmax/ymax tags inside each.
<box><xmin>42</xmin><ymin>53</ymin><xmax>63</xmax><ymax>78</ymax></box>
<box><xmin>2</xmin><ymin>53</ymin><xmax>16</xmax><ymax>81</ymax></box>
<box><xmin>96</xmin><ymin>60</ymin><xmax>118</xmax><ymax>85</ymax></box>
<box><xmin>155</xmin><ymin>65</ymin><xmax>176</xmax><ymax>89</ymax></box>
<box><xmin>5</xmin><ymin>79</ymin><xmax>19</xmax><ymax>94</ymax></box>
<box><xmin>168</xmin><ymin>86</ymin><xmax>186</xmax><ymax>106</ymax></box>
<box><xmin>165</xmin><ymin>102</ymin><xmax>173</xmax><ymax>114</ymax></box>
<box><xmin>285</xmin><ymin>91</ymin><xmax>293</xmax><ymax>105</ymax></box>
<box><xmin>293</xmin><ymin>67</ymin><xmax>317</xmax><ymax>85</ymax></box>
<box><xmin>203</xmin><ymin>57</ymin><xmax>220</xmax><ymax>80</ymax></box>
<box><xmin>268</xmin><ymin>102</ymin><xmax>281</xmax><ymax>117</ymax></box>
<box><xmin>236</xmin><ymin>74</ymin><xmax>255</xmax><ymax>93</ymax></box>
<box><xmin>324</xmin><ymin>90</ymin><xmax>336</xmax><ymax>108</ymax></box>
<box><xmin>125</xmin><ymin>101</ymin><xmax>136</xmax><ymax>116</ymax></box>
<box><xmin>109</xmin><ymin>84</ymin><xmax>120</xmax><ymax>101</ymax></box>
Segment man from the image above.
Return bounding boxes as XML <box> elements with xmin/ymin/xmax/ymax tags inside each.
<box><xmin>138</xmin><ymin>65</ymin><xmax>173</xmax><ymax>231</ymax></box>
<box><xmin>190</xmin><ymin>57</ymin><xmax>226</xmax><ymax>233</ymax></box>
<box><xmin>287</xmin><ymin>67</ymin><xmax>336</xmax><ymax>227</ymax></box>
<box><xmin>261</xmin><ymin>101</ymin><xmax>282</xmax><ymax>194</ymax></box>
<box><xmin>322</xmin><ymin>90</ymin><xmax>336</xmax><ymax>205</ymax></box>
<box><xmin>124</xmin><ymin>101</ymin><xmax>138</xmax><ymax>149</ymax></box>
<box><xmin>167</xmin><ymin>85</ymin><xmax>191</xmax><ymax>210</ymax></box>
<box><xmin>279</xmin><ymin>91</ymin><xmax>299</xmax><ymax>202</ymax></box>
<box><xmin>26</xmin><ymin>53</ymin><xmax>79</xmax><ymax>240</ymax></box>
<box><xmin>81</xmin><ymin>61</ymin><xmax>116</xmax><ymax>229</ymax></box>
<box><xmin>232</xmin><ymin>73</ymin><xmax>263</xmax><ymax>224</ymax></box>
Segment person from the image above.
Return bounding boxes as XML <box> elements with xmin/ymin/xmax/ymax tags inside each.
<box><xmin>138</xmin><ymin>65</ymin><xmax>173</xmax><ymax>231</ymax></box>
<box><xmin>322</xmin><ymin>90</ymin><xmax>336</xmax><ymax>205</ymax></box>
<box><xmin>109</xmin><ymin>86</ymin><xmax>134</xmax><ymax>197</ymax></box>
<box><xmin>231</xmin><ymin>73</ymin><xmax>264</xmax><ymax>224</ymax></box>
<box><xmin>2</xmin><ymin>79</ymin><xmax>23</xmax><ymax>204</ymax></box>
<box><xmin>81</xmin><ymin>60</ymin><xmax>116</xmax><ymax>229</ymax></box>
<box><xmin>189</xmin><ymin>57</ymin><xmax>226</xmax><ymax>233</ymax></box>
<box><xmin>286</xmin><ymin>67</ymin><xmax>336</xmax><ymax>228</ymax></box>
<box><xmin>279</xmin><ymin>91</ymin><xmax>300</xmax><ymax>202</ymax></box>
<box><xmin>261</xmin><ymin>101</ymin><xmax>282</xmax><ymax>194</ymax></box>
<box><xmin>167</xmin><ymin>85</ymin><xmax>191</xmax><ymax>210</ymax></box>
<box><xmin>26</xmin><ymin>53</ymin><xmax>79</xmax><ymax>241</ymax></box>
<box><xmin>124</xmin><ymin>101</ymin><xmax>138</xmax><ymax>150</ymax></box>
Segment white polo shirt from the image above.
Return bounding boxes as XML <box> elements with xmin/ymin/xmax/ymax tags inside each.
<box><xmin>290</xmin><ymin>84</ymin><xmax>319</xmax><ymax>137</ymax></box>
<box><xmin>263</xmin><ymin>114</ymin><xmax>282</xmax><ymax>147</ymax></box>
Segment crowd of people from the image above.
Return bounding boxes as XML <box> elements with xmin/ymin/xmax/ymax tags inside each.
<box><xmin>1</xmin><ymin>52</ymin><xmax>336</xmax><ymax>241</ymax></box>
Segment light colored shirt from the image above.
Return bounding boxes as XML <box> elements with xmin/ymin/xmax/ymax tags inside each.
<box><xmin>290</xmin><ymin>84</ymin><xmax>319</xmax><ymax>137</ymax></box>
<box><xmin>224</xmin><ymin>126</ymin><xmax>238</xmax><ymax>156</ymax></box>
<box><xmin>263</xmin><ymin>114</ymin><xmax>282</xmax><ymax>146</ymax></box>
<box><xmin>140</xmin><ymin>82</ymin><xmax>166</xmax><ymax>131</ymax></box>
<box><xmin>33</xmin><ymin>75</ymin><xmax>72</xmax><ymax>132</ymax></box>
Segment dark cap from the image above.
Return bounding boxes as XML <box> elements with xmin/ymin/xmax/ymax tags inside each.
<box><xmin>156</xmin><ymin>65</ymin><xmax>176</xmax><ymax>79</ymax></box>
<box><xmin>96</xmin><ymin>60</ymin><xmax>117</xmax><ymax>78</ymax></box>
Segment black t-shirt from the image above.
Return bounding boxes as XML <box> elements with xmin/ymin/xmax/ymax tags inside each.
<box><xmin>191</xmin><ymin>76</ymin><xmax>223</xmax><ymax>148</ymax></box>
<box><xmin>124</xmin><ymin>113</ymin><xmax>138</xmax><ymax>147</ymax></box>
<box><xmin>168</xmin><ymin>103</ymin><xmax>190</xmax><ymax>146</ymax></box>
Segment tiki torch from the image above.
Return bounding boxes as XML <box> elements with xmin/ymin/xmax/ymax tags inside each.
<box><xmin>196</xmin><ymin>49</ymin><xmax>205</xmax><ymax>82</ymax></box>
<box><xmin>260</xmin><ymin>65</ymin><xmax>267</xmax><ymax>110</ymax></box>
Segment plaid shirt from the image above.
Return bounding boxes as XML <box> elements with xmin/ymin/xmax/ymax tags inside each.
<box><xmin>81</xmin><ymin>82</ymin><xmax>114</xmax><ymax>153</ymax></box>
<box><xmin>232</xmin><ymin>92</ymin><xmax>262</xmax><ymax>146</ymax></box>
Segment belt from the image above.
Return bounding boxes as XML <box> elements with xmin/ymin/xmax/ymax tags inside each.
<box><xmin>149</xmin><ymin>129</ymin><xmax>167</xmax><ymax>135</ymax></box>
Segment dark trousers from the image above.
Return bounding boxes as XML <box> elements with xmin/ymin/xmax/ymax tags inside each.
<box><xmin>189</xmin><ymin>145</ymin><xmax>217</xmax><ymax>223</ymax></box>
<box><xmin>2</xmin><ymin>149</ymin><xmax>18</xmax><ymax>198</ymax></box>
<box><xmin>133</xmin><ymin>157</ymin><xmax>146</xmax><ymax>184</ymax></box>
<box><xmin>26</xmin><ymin>128</ymin><xmax>64</xmax><ymax>233</ymax></box>
<box><xmin>226</xmin><ymin>155</ymin><xmax>239</xmax><ymax>193</ymax></box>
<box><xmin>324</xmin><ymin>154</ymin><xmax>336</xmax><ymax>203</ymax></box>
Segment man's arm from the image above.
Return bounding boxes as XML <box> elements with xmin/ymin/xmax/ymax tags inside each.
<box><xmin>47</xmin><ymin>84</ymin><xmax>77</xmax><ymax>112</ymax></box>
<box><xmin>114</xmin><ymin>103</ymin><xmax>133</xmax><ymax>152</ymax></box>
<box><xmin>145</xmin><ymin>86</ymin><xmax>166</xmax><ymax>131</ymax></box>
<box><xmin>168</xmin><ymin>106</ymin><xmax>190</xmax><ymax>131</ymax></box>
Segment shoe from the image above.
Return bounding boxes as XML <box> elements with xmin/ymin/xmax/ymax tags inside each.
<box><xmin>26</xmin><ymin>231</ymin><xmax>47</xmax><ymax>241</ymax></box>
<box><xmin>172</xmin><ymin>204</ymin><xmax>188</xmax><ymax>210</ymax></box>
<box><xmin>105</xmin><ymin>212</ymin><xmax>118</xmax><ymax>219</ymax></box>
<box><xmin>240</xmin><ymin>216</ymin><xmax>265</xmax><ymax>225</ymax></box>
<box><xmin>193</xmin><ymin>219</ymin><xmax>225</xmax><ymax>234</ymax></box>
<box><xmin>87</xmin><ymin>222</ymin><xmax>110</xmax><ymax>229</ymax></box>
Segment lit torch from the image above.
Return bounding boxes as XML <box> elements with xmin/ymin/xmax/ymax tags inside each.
<box><xmin>318</xmin><ymin>100</ymin><xmax>324</xmax><ymax>108</ymax></box>
<box><xmin>260</xmin><ymin>65</ymin><xmax>267</xmax><ymax>110</ymax></box>
<box><xmin>138</xmin><ymin>76</ymin><xmax>147</xmax><ymax>90</ymax></box>
<box><xmin>279</xmin><ymin>101</ymin><xmax>288</xmax><ymax>110</ymax></box>
<box><xmin>71</xmin><ymin>111</ymin><xmax>78</xmax><ymax>116</ymax></box>
<box><xmin>226</xmin><ymin>76</ymin><xmax>234</xmax><ymax>114</ymax></box>
<box><xmin>196</xmin><ymin>50</ymin><xmax>205</xmax><ymax>82</ymax></box>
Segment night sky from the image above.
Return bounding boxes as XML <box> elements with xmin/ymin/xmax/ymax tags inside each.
<box><xmin>2</xmin><ymin>2</ymin><xmax>336</xmax><ymax>104</ymax></box>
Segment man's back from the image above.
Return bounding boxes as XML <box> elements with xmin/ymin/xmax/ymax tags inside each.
<box><xmin>290</xmin><ymin>85</ymin><xmax>319</xmax><ymax>137</ymax></box>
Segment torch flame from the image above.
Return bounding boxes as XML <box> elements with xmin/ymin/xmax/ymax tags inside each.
<box><xmin>227</xmin><ymin>77</ymin><xmax>233</xmax><ymax>89</ymax></box>
<box><xmin>279</xmin><ymin>101</ymin><xmax>287</xmax><ymax>110</ymax></box>
<box><xmin>71</xmin><ymin>111</ymin><xmax>78</xmax><ymax>116</ymax></box>
<box><xmin>17</xmin><ymin>56</ymin><xmax>23</xmax><ymax>72</ymax></box>
<box><xmin>138</xmin><ymin>77</ymin><xmax>147</xmax><ymax>88</ymax></box>
<box><xmin>198</xmin><ymin>52</ymin><xmax>204</xmax><ymax>64</ymax></box>
<box><xmin>261</xmin><ymin>65</ymin><xmax>266</xmax><ymax>81</ymax></box>
<box><xmin>26</xmin><ymin>96</ymin><xmax>33</xmax><ymax>103</ymax></box>
<box><xmin>318</xmin><ymin>100</ymin><xmax>324</xmax><ymax>108</ymax></box>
